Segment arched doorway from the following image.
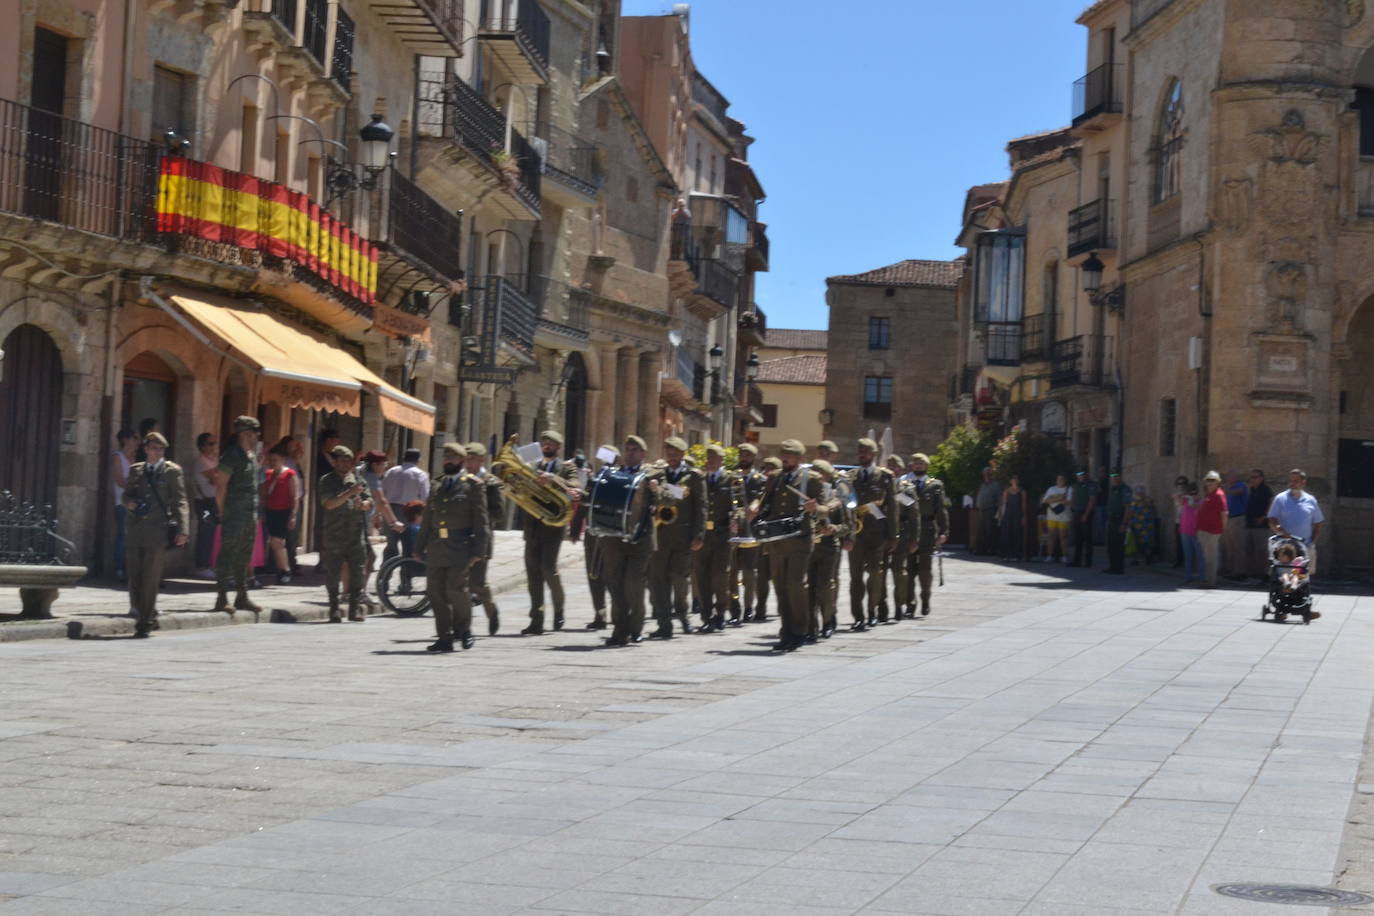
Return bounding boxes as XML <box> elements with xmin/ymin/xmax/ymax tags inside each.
<box><xmin>0</xmin><ymin>324</ymin><xmax>63</xmax><ymax>508</ymax></box>
<box><xmin>562</xmin><ymin>352</ymin><xmax>588</xmax><ymax>457</ymax></box>
<box><xmin>123</xmin><ymin>351</ymin><xmax>177</xmax><ymax>453</ymax></box>
<box><xmin>1338</xmin><ymin>298</ymin><xmax>1374</xmax><ymax>497</ymax></box>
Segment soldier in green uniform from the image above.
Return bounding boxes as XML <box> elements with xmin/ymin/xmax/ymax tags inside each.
<box><xmin>806</xmin><ymin>459</ymin><xmax>850</xmax><ymax>641</ymax></box>
<box><xmin>730</xmin><ymin>443</ymin><xmax>767</xmax><ymax>625</ymax></box>
<box><xmin>519</xmin><ymin>430</ymin><xmax>580</xmax><ymax>635</ymax></box>
<box><xmin>416</xmin><ymin>443</ymin><xmax>489</xmax><ymax>652</ymax></box>
<box><xmin>846</xmin><ymin>437</ymin><xmax>897</xmax><ymax>630</ymax></box>
<box><xmin>753</xmin><ymin>439</ymin><xmax>822</xmax><ymax>651</ymax></box>
<box><xmin>693</xmin><ymin>444</ymin><xmax>736</xmax><ymax>633</ymax></box>
<box><xmin>579</xmin><ymin>445</ymin><xmax>617</xmax><ymax>631</ymax></box>
<box><xmin>892</xmin><ymin>468</ymin><xmax>920</xmax><ymax>618</ymax></box>
<box><xmin>463</xmin><ymin>441</ymin><xmax>505</xmax><ymax>635</ymax></box>
<box><xmin>214</xmin><ymin>416</ymin><xmax>263</xmax><ymax>615</ymax></box>
<box><xmin>318</xmin><ymin>444</ymin><xmax>372</xmax><ymax>622</ymax></box>
<box><xmin>647</xmin><ymin>436</ymin><xmax>705</xmax><ymax>639</ymax></box>
<box><xmin>599</xmin><ymin>435</ymin><xmax>661</xmax><ymax>647</ymax></box>
<box><xmin>908</xmin><ymin>452</ymin><xmax>949</xmax><ymax>616</ymax></box>
<box><xmin>122</xmin><ymin>432</ymin><xmax>190</xmax><ymax>638</ymax></box>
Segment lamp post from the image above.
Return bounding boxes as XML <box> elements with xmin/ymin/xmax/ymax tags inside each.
<box><xmin>1080</xmin><ymin>251</ymin><xmax>1125</xmax><ymax>312</ymax></box>
<box><xmin>324</xmin><ymin>114</ymin><xmax>396</xmax><ymax>206</ymax></box>
<box><xmin>745</xmin><ymin>351</ymin><xmax>760</xmax><ymax>380</ymax></box>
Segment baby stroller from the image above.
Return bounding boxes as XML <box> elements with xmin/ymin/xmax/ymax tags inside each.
<box><xmin>1259</xmin><ymin>535</ymin><xmax>1314</xmax><ymax>624</ymax></box>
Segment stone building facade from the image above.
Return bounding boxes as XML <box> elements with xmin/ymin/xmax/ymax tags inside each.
<box><xmin>822</xmin><ymin>260</ymin><xmax>962</xmax><ymax>459</ymax></box>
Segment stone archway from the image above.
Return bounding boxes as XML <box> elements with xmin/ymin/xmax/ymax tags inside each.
<box><xmin>0</xmin><ymin>324</ymin><xmax>63</xmax><ymax>508</ymax></box>
<box><xmin>562</xmin><ymin>351</ymin><xmax>588</xmax><ymax>457</ymax></box>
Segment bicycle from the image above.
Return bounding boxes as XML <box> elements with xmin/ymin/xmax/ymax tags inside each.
<box><xmin>376</xmin><ymin>554</ymin><xmax>430</xmax><ymax>617</ymax></box>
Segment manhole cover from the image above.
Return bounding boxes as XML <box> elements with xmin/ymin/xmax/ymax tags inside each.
<box><xmin>1213</xmin><ymin>884</ymin><xmax>1374</xmax><ymax>906</ymax></box>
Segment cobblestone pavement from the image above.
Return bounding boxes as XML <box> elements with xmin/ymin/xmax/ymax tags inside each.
<box><xmin>0</xmin><ymin>553</ymin><xmax>1371</xmax><ymax>915</ymax></box>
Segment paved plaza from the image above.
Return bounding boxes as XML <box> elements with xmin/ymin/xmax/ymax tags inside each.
<box><xmin>1</xmin><ymin>553</ymin><xmax>1373</xmax><ymax>914</ymax></box>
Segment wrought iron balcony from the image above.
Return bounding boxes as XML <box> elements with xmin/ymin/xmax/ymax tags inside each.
<box><xmin>689</xmin><ymin>257</ymin><xmax>739</xmax><ymax>313</ymax></box>
<box><xmin>1072</xmin><ymin>63</ymin><xmax>1123</xmax><ymax>126</ymax></box>
<box><xmin>536</xmin><ymin>125</ymin><xmax>601</xmax><ymax>198</ymax></box>
<box><xmin>738</xmin><ymin>302</ymin><xmax>766</xmax><ymax>347</ymax></box>
<box><xmin>441</xmin><ymin>76</ymin><xmax>540</xmax><ymax>214</ymax></box>
<box><xmin>1020</xmin><ymin>312</ymin><xmax>1050</xmax><ymax>362</ymax></box>
<box><xmin>1067</xmin><ymin>198</ymin><xmax>1116</xmax><ymax>258</ymax></box>
<box><xmin>1050</xmin><ymin>335</ymin><xmax>1116</xmax><ymax>390</ymax></box>
<box><xmin>984</xmin><ymin>321</ymin><xmax>1023</xmax><ymax>366</ymax></box>
<box><xmin>373</xmin><ymin>169</ymin><xmax>462</xmax><ymax>284</ymax></box>
<box><xmin>526</xmin><ymin>274</ymin><xmax>591</xmax><ymax>344</ymax></box>
<box><xmin>747</xmin><ymin>221</ymin><xmax>769</xmax><ymax>271</ymax></box>
<box><xmin>478</xmin><ymin>275</ymin><xmax>536</xmax><ymax>362</ymax></box>
<box><xmin>359</xmin><ymin>0</ymin><xmax>465</xmax><ymax>55</ymax></box>
<box><xmin>479</xmin><ymin>0</ymin><xmax>550</xmax><ymax>83</ymax></box>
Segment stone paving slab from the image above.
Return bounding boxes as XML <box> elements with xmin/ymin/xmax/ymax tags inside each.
<box><xmin>0</xmin><ymin>555</ymin><xmax>1372</xmax><ymax>914</ymax></box>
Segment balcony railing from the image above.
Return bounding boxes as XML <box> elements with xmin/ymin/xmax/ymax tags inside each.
<box><xmin>1131</xmin><ymin>0</ymin><xmax>1176</xmax><ymax>28</ymax></box>
<box><xmin>738</xmin><ymin>302</ymin><xmax>766</xmax><ymax>344</ymax></box>
<box><xmin>480</xmin><ymin>0</ymin><xmax>551</xmax><ymax>70</ymax></box>
<box><xmin>303</xmin><ymin>0</ymin><xmax>328</xmax><ymax>64</ymax></box>
<box><xmin>378</xmin><ymin>169</ymin><xmax>462</xmax><ymax>283</ymax></box>
<box><xmin>537</xmin><ymin>124</ymin><xmax>601</xmax><ymax>197</ymax></box>
<box><xmin>435</xmin><ymin>76</ymin><xmax>540</xmax><ymax>212</ymax></box>
<box><xmin>479</xmin><ymin>275</ymin><xmax>536</xmax><ymax>361</ymax></box>
<box><xmin>1072</xmin><ymin>63</ymin><xmax>1123</xmax><ymax>126</ymax></box>
<box><xmin>0</xmin><ymin>97</ymin><xmax>160</xmax><ymax>241</ymax></box>
<box><xmin>1050</xmin><ymin>335</ymin><xmax>1116</xmax><ymax>389</ymax></box>
<box><xmin>1020</xmin><ymin>312</ymin><xmax>1050</xmax><ymax>362</ymax></box>
<box><xmin>674</xmin><ymin>347</ymin><xmax>706</xmax><ymax>402</ymax></box>
<box><xmin>1068</xmin><ymin>198</ymin><xmax>1116</xmax><ymax>257</ymax></box>
<box><xmin>526</xmin><ymin>275</ymin><xmax>590</xmax><ymax>342</ymax></box>
<box><xmin>985</xmin><ymin>321</ymin><xmax>1023</xmax><ymax>366</ymax></box>
<box><xmin>331</xmin><ymin>7</ymin><xmax>354</xmax><ymax>89</ymax></box>
<box><xmin>690</xmin><ymin>257</ymin><xmax>739</xmax><ymax>311</ymax></box>
<box><xmin>270</xmin><ymin>0</ymin><xmax>296</xmax><ymax>34</ymax></box>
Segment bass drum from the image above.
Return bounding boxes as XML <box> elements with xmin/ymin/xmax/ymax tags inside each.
<box><xmin>588</xmin><ymin>466</ymin><xmax>648</xmax><ymax>542</ymax></box>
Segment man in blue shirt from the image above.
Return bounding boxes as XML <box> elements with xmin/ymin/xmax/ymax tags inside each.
<box><xmin>1268</xmin><ymin>468</ymin><xmax>1325</xmax><ymax>573</ymax></box>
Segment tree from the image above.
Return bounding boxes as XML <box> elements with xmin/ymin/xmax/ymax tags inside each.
<box><xmin>687</xmin><ymin>441</ymin><xmax>739</xmax><ymax>470</ymax></box>
<box><xmin>990</xmin><ymin>428</ymin><xmax>1075</xmax><ymax>501</ymax></box>
<box><xmin>928</xmin><ymin>425</ymin><xmax>997</xmax><ymax>500</ymax></box>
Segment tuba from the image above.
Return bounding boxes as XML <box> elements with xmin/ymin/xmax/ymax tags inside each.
<box><xmin>489</xmin><ymin>435</ymin><xmax>575</xmax><ymax>527</ymax></box>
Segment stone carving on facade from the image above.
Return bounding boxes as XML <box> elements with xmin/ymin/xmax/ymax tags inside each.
<box><xmin>1218</xmin><ymin>177</ymin><xmax>1253</xmax><ymax>233</ymax></box>
<box><xmin>1249</xmin><ymin>110</ymin><xmax>1321</xmax><ymax>168</ymax></box>
<box><xmin>1265</xmin><ymin>259</ymin><xmax>1307</xmax><ymax>329</ymax></box>
<box><xmin>1347</xmin><ymin>0</ymin><xmax>1366</xmax><ymax>27</ymax></box>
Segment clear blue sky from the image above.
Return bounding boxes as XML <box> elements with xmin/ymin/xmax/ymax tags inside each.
<box><xmin>621</xmin><ymin>0</ymin><xmax>1092</xmax><ymax>331</ymax></box>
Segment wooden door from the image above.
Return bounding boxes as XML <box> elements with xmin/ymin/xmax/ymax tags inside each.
<box><xmin>0</xmin><ymin>324</ymin><xmax>63</xmax><ymax>507</ymax></box>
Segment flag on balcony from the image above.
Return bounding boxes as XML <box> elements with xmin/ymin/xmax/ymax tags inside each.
<box><xmin>156</xmin><ymin>156</ymin><xmax>376</xmax><ymax>305</ymax></box>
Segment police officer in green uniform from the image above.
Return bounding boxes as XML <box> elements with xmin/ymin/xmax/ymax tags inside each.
<box><xmin>416</xmin><ymin>443</ymin><xmax>489</xmax><ymax>653</ymax></box>
<box><xmin>520</xmin><ymin>430</ymin><xmax>580</xmax><ymax>635</ymax></box>
<box><xmin>648</xmin><ymin>436</ymin><xmax>705</xmax><ymax>638</ymax></box>
<box><xmin>730</xmin><ymin>443</ymin><xmax>768</xmax><ymax>624</ymax></box>
<box><xmin>318</xmin><ymin>444</ymin><xmax>372</xmax><ymax>622</ymax></box>
<box><xmin>599</xmin><ymin>435</ymin><xmax>661</xmax><ymax>647</ymax></box>
<box><xmin>806</xmin><ymin>459</ymin><xmax>850</xmax><ymax>640</ymax></box>
<box><xmin>846</xmin><ymin>437</ymin><xmax>897</xmax><ymax>630</ymax></box>
<box><xmin>122</xmin><ymin>432</ymin><xmax>190</xmax><ymax>638</ymax></box>
<box><xmin>463</xmin><ymin>441</ymin><xmax>505</xmax><ymax>635</ymax></box>
<box><xmin>214</xmin><ymin>416</ymin><xmax>263</xmax><ymax>615</ymax></box>
<box><xmin>694</xmin><ymin>444</ymin><xmax>736</xmax><ymax>633</ymax></box>
<box><xmin>753</xmin><ymin>439</ymin><xmax>822</xmax><ymax>651</ymax></box>
<box><xmin>908</xmin><ymin>452</ymin><xmax>948</xmax><ymax>616</ymax></box>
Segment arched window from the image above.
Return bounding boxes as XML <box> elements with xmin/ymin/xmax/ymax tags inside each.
<box><xmin>1154</xmin><ymin>80</ymin><xmax>1184</xmax><ymax>204</ymax></box>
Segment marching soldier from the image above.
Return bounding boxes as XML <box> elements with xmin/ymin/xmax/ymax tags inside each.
<box><xmin>648</xmin><ymin>436</ymin><xmax>705</xmax><ymax>639</ymax></box>
<box><xmin>846</xmin><ymin>437</ymin><xmax>897</xmax><ymax>630</ymax></box>
<box><xmin>214</xmin><ymin>416</ymin><xmax>263</xmax><ymax>615</ymax></box>
<box><xmin>463</xmin><ymin>442</ymin><xmax>505</xmax><ymax>635</ymax></box>
<box><xmin>578</xmin><ymin>445</ymin><xmax>618</xmax><ymax>631</ymax></box>
<box><xmin>318</xmin><ymin>445</ymin><xmax>372</xmax><ymax>623</ymax></box>
<box><xmin>694</xmin><ymin>444</ymin><xmax>736</xmax><ymax>633</ymax></box>
<box><xmin>731</xmin><ymin>443</ymin><xmax>768</xmax><ymax>624</ymax></box>
<box><xmin>416</xmin><ymin>443</ymin><xmax>489</xmax><ymax>652</ymax></box>
<box><xmin>520</xmin><ymin>430</ymin><xmax>579</xmax><ymax>635</ymax></box>
<box><xmin>908</xmin><ymin>452</ymin><xmax>949</xmax><ymax>616</ymax></box>
<box><xmin>806</xmin><ymin>459</ymin><xmax>849</xmax><ymax>641</ymax></box>
<box><xmin>752</xmin><ymin>439</ymin><xmax>823</xmax><ymax>651</ymax></box>
<box><xmin>122</xmin><ymin>432</ymin><xmax>190</xmax><ymax>638</ymax></box>
<box><xmin>599</xmin><ymin>435</ymin><xmax>661</xmax><ymax>646</ymax></box>
<box><xmin>815</xmin><ymin>440</ymin><xmax>840</xmax><ymax>465</ymax></box>
<box><xmin>892</xmin><ymin>463</ymin><xmax>921</xmax><ymax>618</ymax></box>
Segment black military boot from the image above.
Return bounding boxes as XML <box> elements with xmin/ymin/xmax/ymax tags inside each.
<box><xmin>921</xmin><ymin>596</ymin><xmax>932</xmax><ymax>617</ymax></box>
<box><xmin>327</xmin><ymin>592</ymin><xmax>342</xmax><ymax>623</ymax></box>
<box><xmin>347</xmin><ymin>593</ymin><xmax>364</xmax><ymax>622</ymax></box>
<box><xmin>676</xmin><ymin>612</ymin><xmax>692</xmax><ymax>634</ymax></box>
<box><xmin>426</xmin><ymin>637</ymin><xmax>455</xmax><ymax>652</ymax></box>
<box><xmin>553</xmin><ymin>609</ymin><xmax>565</xmax><ymax>631</ymax></box>
<box><xmin>233</xmin><ymin>587</ymin><xmax>263</xmax><ymax>614</ymax></box>
<box><xmin>213</xmin><ymin>587</ymin><xmax>231</xmax><ymax>615</ymax></box>
<box><xmin>487</xmin><ymin>606</ymin><xmax>500</xmax><ymax>636</ymax></box>
<box><xmin>522</xmin><ymin>610</ymin><xmax>544</xmax><ymax>636</ymax></box>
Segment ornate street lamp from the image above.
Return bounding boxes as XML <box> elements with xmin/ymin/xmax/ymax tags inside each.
<box><xmin>1080</xmin><ymin>250</ymin><xmax>1125</xmax><ymax>313</ymax></box>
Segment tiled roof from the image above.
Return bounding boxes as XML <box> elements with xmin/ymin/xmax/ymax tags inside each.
<box><xmin>755</xmin><ymin>354</ymin><xmax>827</xmax><ymax>385</ymax></box>
<box><xmin>827</xmin><ymin>259</ymin><xmax>963</xmax><ymax>289</ymax></box>
<box><xmin>765</xmin><ymin>328</ymin><xmax>828</xmax><ymax>350</ymax></box>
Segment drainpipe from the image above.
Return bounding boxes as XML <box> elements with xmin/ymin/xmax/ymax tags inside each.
<box><xmin>95</xmin><ymin>275</ymin><xmax>123</xmax><ymax>574</ymax></box>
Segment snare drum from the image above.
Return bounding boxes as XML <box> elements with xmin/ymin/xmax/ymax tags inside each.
<box><xmin>588</xmin><ymin>467</ymin><xmax>649</xmax><ymax>542</ymax></box>
<box><xmin>752</xmin><ymin>515</ymin><xmax>805</xmax><ymax>544</ymax></box>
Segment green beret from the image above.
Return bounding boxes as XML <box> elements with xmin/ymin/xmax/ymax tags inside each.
<box><xmin>624</xmin><ymin>435</ymin><xmax>647</xmax><ymax>450</ymax></box>
<box><xmin>539</xmin><ymin>430</ymin><xmax>564</xmax><ymax>445</ymax></box>
<box><xmin>857</xmin><ymin>437</ymin><xmax>878</xmax><ymax>450</ymax></box>
<box><xmin>664</xmin><ymin>436</ymin><xmax>688</xmax><ymax>451</ymax></box>
<box><xmin>329</xmin><ymin>444</ymin><xmax>355</xmax><ymax>459</ymax></box>
<box><xmin>465</xmin><ymin>441</ymin><xmax>487</xmax><ymax>457</ymax></box>
<box><xmin>143</xmin><ymin>432</ymin><xmax>168</xmax><ymax>448</ymax></box>
<box><xmin>780</xmin><ymin>439</ymin><xmax>805</xmax><ymax>455</ymax></box>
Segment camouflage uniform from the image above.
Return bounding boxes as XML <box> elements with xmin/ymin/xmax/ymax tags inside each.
<box><xmin>319</xmin><ymin>468</ymin><xmax>370</xmax><ymax>620</ymax></box>
<box><xmin>123</xmin><ymin>457</ymin><xmax>189</xmax><ymax>634</ymax></box>
<box><xmin>215</xmin><ymin>440</ymin><xmax>259</xmax><ymax>591</ymax></box>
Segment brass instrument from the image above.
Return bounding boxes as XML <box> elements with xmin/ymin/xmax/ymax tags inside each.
<box><xmin>654</xmin><ymin>503</ymin><xmax>678</xmax><ymax>526</ymax></box>
<box><xmin>489</xmin><ymin>435</ymin><xmax>574</xmax><ymax>527</ymax></box>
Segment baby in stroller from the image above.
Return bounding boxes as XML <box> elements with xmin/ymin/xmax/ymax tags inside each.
<box><xmin>1260</xmin><ymin>536</ymin><xmax>1320</xmax><ymax>623</ymax></box>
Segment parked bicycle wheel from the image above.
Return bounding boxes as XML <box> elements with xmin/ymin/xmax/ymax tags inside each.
<box><xmin>377</xmin><ymin>555</ymin><xmax>430</xmax><ymax>617</ymax></box>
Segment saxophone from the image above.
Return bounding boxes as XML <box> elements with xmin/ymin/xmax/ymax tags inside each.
<box><xmin>489</xmin><ymin>435</ymin><xmax>575</xmax><ymax>527</ymax></box>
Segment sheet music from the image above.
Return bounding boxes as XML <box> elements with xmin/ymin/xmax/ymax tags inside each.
<box><xmin>595</xmin><ymin>446</ymin><xmax>617</xmax><ymax>463</ymax></box>
<box><xmin>516</xmin><ymin>442</ymin><xmax>543</xmax><ymax>465</ymax></box>
<box><xmin>663</xmin><ymin>483</ymin><xmax>684</xmax><ymax>500</ymax></box>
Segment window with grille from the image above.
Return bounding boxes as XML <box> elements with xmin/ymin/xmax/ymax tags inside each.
<box><xmin>331</xmin><ymin>8</ymin><xmax>354</xmax><ymax>89</ymax></box>
<box><xmin>759</xmin><ymin>404</ymin><xmax>778</xmax><ymax>428</ymax></box>
<box><xmin>1153</xmin><ymin>80</ymin><xmax>1184</xmax><ymax>203</ymax></box>
<box><xmin>1159</xmin><ymin>397</ymin><xmax>1176</xmax><ymax>457</ymax></box>
<box><xmin>152</xmin><ymin>66</ymin><xmax>191</xmax><ymax>147</ymax></box>
<box><xmin>868</xmin><ymin>317</ymin><xmax>890</xmax><ymax>350</ymax></box>
<box><xmin>863</xmin><ymin>376</ymin><xmax>893</xmax><ymax>420</ymax></box>
<box><xmin>303</xmin><ymin>0</ymin><xmax>328</xmax><ymax>64</ymax></box>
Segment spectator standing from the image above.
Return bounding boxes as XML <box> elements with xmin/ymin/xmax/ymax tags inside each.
<box><xmin>997</xmin><ymin>475</ymin><xmax>1028</xmax><ymax>561</ymax></box>
<box><xmin>1170</xmin><ymin>475</ymin><xmax>1189</xmax><ymax>567</ymax></box>
<box><xmin>1125</xmin><ymin>485</ymin><xmax>1157</xmax><ymax>565</ymax></box>
<box><xmin>1267</xmin><ymin>468</ymin><xmax>1325</xmax><ymax>574</ymax></box>
<box><xmin>1222</xmin><ymin>470</ymin><xmax>1249</xmax><ymax>580</ymax></box>
<box><xmin>214</xmin><ymin>416</ymin><xmax>263</xmax><ymax>614</ymax></box>
<box><xmin>318</xmin><ymin>445</ymin><xmax>371</xmax><ymax>622</ymax></box>
<box><xmin>1176</xmin><ymin>482</ymin><xmax>1202</xmax><ymax>583</ymax></box>
<box><xmin>111</xmin><ymin>428</ymin><xmax>138</xmax><ymax>580</ymax></box>
<box><xmin>1245</xmin><ymin>469</ymin><xmax>1274</xmax><ymax>580</ymax></box>
<box><xmin>121</xmin><ymin>433</ymin><xmax>189</xmax><ymax>638</ymax></box>
<box><xmin>381</xmin><ymin>448</ymin><xmax>430</xmax><ymax>562</ymax></box>
<box><xmin>974</xmin><ymin>467</ymin><xmax>1001</xmax><ymax>556</ymax></box>
<box><xmin>1196</xmin><ymin>470</ymin><xmax>1228</xmax><ymax>588</ymax></box>
<box><xmin>260</xmin><ymin>446</ymin><xmax>300</xmax><ymax>584</ymax></box>
<box><xmin>670</xmin><ymin>198</ymin><xmax>692</xmax><ymax>259</ymax></box>
<box><xmin>1103</xmin><ymin>471</ymin><xmax>1133</xmax><ymax>574</ymax></box>
<box><xmin>1042</xmin><ymin>474</ymin><xmax>1070</xmax><ymax>562</ymax></box>
<box><xmin>1068</xmin><ymin>470</ymin><xmax>1098</xmax><ymax>567</ymax></box>
<box><xmin>191</xmin><ymin>432</ymin><xmax>220</xmax><ymax>578</ymax></box>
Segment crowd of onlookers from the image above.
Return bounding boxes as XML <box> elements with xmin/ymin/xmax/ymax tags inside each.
<box><xmin>969</xmin><ymin>466</ymin><xmax>1325</xmax><ymax>589</ymax></box>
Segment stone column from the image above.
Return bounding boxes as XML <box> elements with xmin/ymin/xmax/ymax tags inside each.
<box><xmin>615</xmin><ymin>347</ymin><xmax>639</xmax><ymax>444</ymax></box>
<box><xmin>588</xmin><ymin>342</ymin><xmax>618</xmax><ymax>452</ymax></box>
<box><xmin>637</xmin><ymin>351</ymin><xmax>662</xmax><ymax>454</ymax></box>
